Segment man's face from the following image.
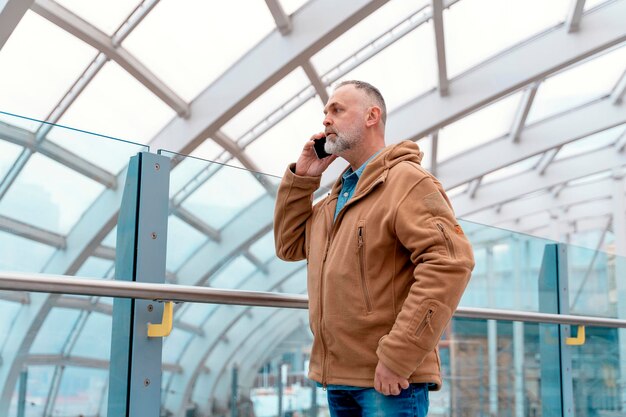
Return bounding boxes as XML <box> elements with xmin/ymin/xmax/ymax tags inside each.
<box><xmin>322</xmin><ymin>85</ymin><xmax>367</xmax><ymax>155</ymax></box>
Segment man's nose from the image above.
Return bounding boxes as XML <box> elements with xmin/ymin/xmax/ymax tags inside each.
<box><xmin>323</xmin><ymin>115</ymin><xmax>332</xmax><ymax>126</ymax></box>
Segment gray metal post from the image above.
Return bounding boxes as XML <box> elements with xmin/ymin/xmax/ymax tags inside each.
<box><xmin>107</xmin><ymin>152</ymin><xmax>170</xmax><ymax>417</ymax></box>
<box><xmin>278</xmin><ymin>363</ymin><xmax>284</xmax><ymax>417</ymax></box>
<box><xmin>310</xmin><ymin>379</ymin><xmax>317</xmax><ymax>417</ymax></box>
<box><xmin>17</xmin><ymin>369</ymin><xmax>26</xmax><ymax>417</ymax></box>
<box><xmin>231</xmin><ymin>365</ymin><xmax>238</xmax><ymax>417</ymax></box>
<box><xmin>538</xmin><ymin>243</ymin><xmax>574</xmax><ymax>417</ymax></box>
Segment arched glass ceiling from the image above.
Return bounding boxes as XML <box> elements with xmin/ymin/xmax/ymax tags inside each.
<box><xmin>0</xmin><ymin>0</ymin><xmax>625</xmax><ymax>415</ymax></box>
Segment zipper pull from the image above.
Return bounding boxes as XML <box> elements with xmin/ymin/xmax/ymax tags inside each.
<box><xmin>323</xmin><ymin>383</ymin><xmax>327</xmax><ymax>391</ymax></box>
<box><xmin>358</xmin><ymin>227</ymin><xmax>364</xmax><ymax>247</ymax></box>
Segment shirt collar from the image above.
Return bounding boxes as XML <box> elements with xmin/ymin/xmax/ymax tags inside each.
<box><xmin>342</xmin><ymin>150</ymin><xmax>382</xmax><ymax>182</ymax></box>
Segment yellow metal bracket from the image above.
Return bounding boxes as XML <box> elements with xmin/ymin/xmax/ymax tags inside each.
<box><xmin>147</xmin><ymin>301</ymin><xmax>174</xmax><ymax>338</ymax></box>
<box><xmin>565</xmin><ymin>325</ymin><xmax>585</xmax><ymax>346</ymax></box>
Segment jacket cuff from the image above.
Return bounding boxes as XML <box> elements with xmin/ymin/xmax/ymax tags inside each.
<box><xmin>376</xmin><ymin>335</ymin><xmax>428</xmax><ymax>379</ymax></box>
<box><xmin>284</xmin><ymin>163</ymin><xmax>322</xmax><ymax>190</ymax></box>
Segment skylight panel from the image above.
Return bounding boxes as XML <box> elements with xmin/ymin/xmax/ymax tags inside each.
<box><xmin>163</xmin><ymin>328</ymin><xmax>193</xmax><ymax>364</ymax></box>
<box><xmin>334</xmin><ymin>22</ymin><xmax>437</xmax><ymax>113</ymax></box>
<box><xmin>280</xmin><ymin>0</ymin><xmax>309</xmax><ymax>15</ymax></box>
<box><xmin>55</xmin><ymin>0</ymin><xmax>141</xmax><ymax>36</ymax></box>
<box><xmin>528</xmin><ymin>45</ymin><xmax>626</xmax><ymax>124</ymax></box>
<box><xmin>249</xmin><ymin>230</ymin><xmax>276</xmax><ymax>264</ymax></box>
<box><xmin>52</xmin><ymin>61</ymin><xmax>175</xmax><ymax>145</ymax></box>
<box><xmin>415</xmin><ymin>136</ymin><xmax>432</xmax><ymax>172</ymax></box>
<box><xmin>555</xmin><ymin>125</ymin><xmax>624</xmax><ymax>161</ymax></box>
<box><xmin>0</xmin><ymin>11</ymin><xmax>96</xmax><ymax>125</ymax></box>
<box><xmin>75</xmin><ymin>257</ymin><xmax>114</xmax><ymax>279</ymax></box>
<box><xmin>55</xmin><ymin>368</ymin><xmax>108</xmax><ymax>416</ymax></box>
<box><xmin>245</xmin><ymin>98</ymin><xmax>322</xmax><ymax>176</ymax></box>
<box><xmin>444</xmin><ymin>0</ymin><xmax>570</xmax><ymax>78</ymax></box>
<box><xmin>438</xmin><ymin>91</ymin><xmax>523</xmax><ymax>162</ymax></box>
<box><xmin>311</xmin><ymin>0</ymin><xmax>429</xmax><ymax>76</ymax></box>
<box><xmin>0</xmin><ymin>139</ymin><xmax>22</xmax><ymax>181</ymax></box>
<box><xmin>482</xmin><ymin>154</ymin><xmax>542</xmax><ymax>185</ymax></box>
<box><xmin>122</xmin><ymin>0</ymin><xmax>275</xmax><ymax>102</ymax></box>
<box><xmin>221</xmin><ymin>68</ymin><xmax>310</xmax><ymax>141</ymax></box>
<box><xmin>0</xmin><ymin>153</ymin><xmax>105</xmax><ymax>234</ymax></box>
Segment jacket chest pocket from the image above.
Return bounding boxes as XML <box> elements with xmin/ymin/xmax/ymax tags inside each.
<box><xmin>357</xmin><ymin>221</ymin><xmax>373</xmax><ymax>314</ymax></box>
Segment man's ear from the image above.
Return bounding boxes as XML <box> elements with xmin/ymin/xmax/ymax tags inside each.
<box><xmin>365</xmin><ymin>106</ymin><xmax>382</xmax><ymax>127</ymax></box>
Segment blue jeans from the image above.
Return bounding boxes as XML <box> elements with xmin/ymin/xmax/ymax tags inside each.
<box><xmin>326</xmin><ymin>383</ymin><xmax>429</xmax><ymax>417</ymax></box>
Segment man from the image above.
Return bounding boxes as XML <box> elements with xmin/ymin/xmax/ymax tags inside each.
<box><xmin>274</xmin><ymin>80</ymin><xmax>474</xmax><ymax>416</ymax></box>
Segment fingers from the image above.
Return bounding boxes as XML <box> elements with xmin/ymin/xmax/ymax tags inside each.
<box><xmin>390</xmin><ymin>384</ymin><xmax>400</xmax><ymax>396</ymax></box>
<box><xmin>400</xmin><ymin>379</ymin><xmax>410</xmax><ymax>390</ymax></box>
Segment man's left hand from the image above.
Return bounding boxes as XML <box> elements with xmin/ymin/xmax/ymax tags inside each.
<box><xmin>374</xmin><ymin>360</ymin><xmax>409</xmax><ymax>396</ymax></box>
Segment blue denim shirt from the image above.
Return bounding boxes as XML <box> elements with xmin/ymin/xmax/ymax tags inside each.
<box><xmin>333</xmin><ymin>151</ymin><xmax>381</xmax><ymax>221</ymax></box>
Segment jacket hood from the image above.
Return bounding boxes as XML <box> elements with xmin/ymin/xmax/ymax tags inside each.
<box><xmin>330</xmin><ymin>140</ymin><xmax>424</xmax><ymax>196</ymax></box>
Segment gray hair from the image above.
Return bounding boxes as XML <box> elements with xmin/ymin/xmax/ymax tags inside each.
<box><xmin>335</xmin><ymin>80</ymin><xmax>387</xmax><ymax>125</ymax></box>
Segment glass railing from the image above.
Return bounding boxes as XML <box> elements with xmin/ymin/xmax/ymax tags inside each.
<box><xmin>0</xmin><ymin>129</ymin><xmax>625</xmax><ymax>417</ymax></box>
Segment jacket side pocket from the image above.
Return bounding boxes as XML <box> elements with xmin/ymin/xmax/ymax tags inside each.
<box><xmin>357</xmin><ymin>221</ymin><xmax>373</xmax><ymax>314</ymax></box>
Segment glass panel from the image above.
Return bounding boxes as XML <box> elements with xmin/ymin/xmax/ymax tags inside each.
<box><xmin>570</xmin><ymin>326</ymin><xmax>623</xmax><ymax>416</ymax></box>
<box><xmin>245</xmin><ymin>98</ymin><xmax>322</xmax><ymax>176</ymax></box>
<box><xmin>0</xmin><ymin>111</ymin><xmax>147</xmax><ymax>277</ymax></box>
<box><xmin>53</xmin><ymin>367</ymin><xmax>108</xmax><ymax>416</ymax></box>
<box><xmin>162</xmin><ymin>328</ymin><xmax>193</xmax><ymax>364</ymax></box>
<box><xmin>160</xmin><ymin>150</ymin><xmax>306</xmax><ymax>290</ymax></box>
<box><xmin>222</xmin><ymin>68</ymin><xmax>310</xmax><ymax>141</ymax></box>
<box><xmin>0</xmin><ymin>231</ymin><xmax>56</xmax><ymax>272</ymax></box>
<box><xmin>0</xmin><ymin>152</ymin><xmax>105</xmax><ymax>234</ymax></box>
<box><xmin>55</xmin><ymin>0</ymin><xmax>140</xmax><ymax>35</ymax></box>
<box><xmin>280</xmin><ymin>0</ymin><xmax>309</xmax><ymax>15</ymax></box>
<box><xmin>8</xmin><ymin>366</ymin><xmax>55</xmax><ymax>417</ymax></box>
<box><xmin>0</xmin><ymin>300</ymin><xmax>22</xmax><ymax>348</ymax></box>
<box><xmin>438</xmin><ymin>92</ymin><xmax>522</xmax><ymax>162</ymax></box>
<box><xmin>0</xmin><ymin>11</ymin><xmax>96</xmax><ymax>125</ymax></box>
<box><xmin>166</xmin><ymin>215</ymin><xmax>207</xmax><ymax>272</ymax></box>
<box><xmin>555</xmin><ymin>124</ymin><xmax>625</xmax><ymax>162</ymax></box>
<box><xmin>444</xmin><ymin>0</ymin><xmax>570</xmax><ymax>78</ymax></box>
<box><xmin>70</xmin><ymin>311</ymin><xmax>112</xmax><ymax>359</ymax></box>
<box><xmin>528</xmin><ymin>45</ymin><xmax>626</xmax><ymax>124</ymax></box>
<box><xmin>311</xmin><ymin>0</ymin><xmax>429</xmax><ymax>76</ymax></box>
<box><xmin>75</xmin><ymin>257</ymin><xmax>114</xmax><ymax>279</ymax></box>
<box><xmin>122</xmin><ymin>0</ymin><xmax>275</xmax><ymax>102</ymax></box>
<box><xmin>567</xmin><ymin>244</ymin><xmax>613</xmax><ymax>317</ymax></box>
<box><xmin>30</xmin><ymin>308</ymin><xmax>81</xmax><ymax>354</ymax></box>
<box><xmin>52</xmin><ymin>61</ymin><xmax>176</xmax><ymax>145</ymax></box>
<box><xmin>459</xmin><ymin>219</ymin><xmax>556</xmax><ymax>312</ymax></box>
<box><xmin>482</xmin><ymin>154</ymin><xmax>542</xmax><ymax>185</ymax></box>
<box><xmin>334</xmin><ymin>20</ymin><xmax>437</xmax><ymax>113</ymax></box>
<box><xmin>0</xmin><ymin>139</ymin><xmax>23</xmax><ymax>181</ymax></box>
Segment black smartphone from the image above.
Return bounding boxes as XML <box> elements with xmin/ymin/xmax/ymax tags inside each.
<box><xmin>313</xmin><ymin>136</ymin><xmax>331</xmax><ymax>159</ymax></box>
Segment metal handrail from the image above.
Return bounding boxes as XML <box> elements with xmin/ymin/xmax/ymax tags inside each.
<box><xmin>1</xmin><ymin>271</ymin><xmax>626</xmax><ymax>329</ymax></box>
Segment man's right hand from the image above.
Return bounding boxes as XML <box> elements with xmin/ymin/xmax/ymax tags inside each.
<box><xmin>295</xmin><ymin>133</ymin><xmax>338</xmax><ymax>177</ymax></box>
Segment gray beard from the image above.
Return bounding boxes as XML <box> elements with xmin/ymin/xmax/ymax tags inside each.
<box><xmin>324</xmin><ymin>126</ymin><xmax>362</xmax><ymax>155</ymax></box>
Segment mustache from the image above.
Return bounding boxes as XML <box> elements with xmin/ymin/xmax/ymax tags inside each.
<box><xmin>325</xmin><ymin>129</ymin><xmax>337</xmax><ymax>136</ymax></box>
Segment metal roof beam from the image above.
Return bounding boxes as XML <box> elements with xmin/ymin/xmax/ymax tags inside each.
<box><xmin>453</xmin><ymin>146</ymin><xmax>626</xmax><ymax>217</ymax></box>
<box><xmin>31</xmin><ymin>0</ymin><xmax>189</xmax><ymax>118</ymax></box>
<box><xmin>470</xmin><ymin>178</ymin><xmax>613</xmax><ymax>226</ymax></box>
<box><xmin>264</xmin><ymin>0</ymin><xmax>292</xmax><ymax>35</ymax></box>
<box><xmin>0</xmin><ymin>0</ymin><xmax>33</xmax><ymax>50</ymax></box>
<box><xmin>0</xmin><ymin>214</ymin><xmax>66</xmax><ymax>248</ymax></box>
<box><xmin>616</xmin><ymin>128</ymin><xmax>626</xmax><ymax>152</ymax></box>
<box><xmin>302</xmin><ymin>60</ymin><xmax>329</xmax><ymax>104</ymax></box>
<box><xmin>536</xmin><ymin>147</ymin><xmax>561</xmax><ymax>175</ymax></box>
<box><xmin>510</xmin><ymin>82</ymin><xmax>540</xmax><ymax>143</ymax></box>
<box><xmin>431</xmin><ymin>0</ymin><xmax>449</xmax><ymax>96</ymax></box>
<box><xmin>612</xmin><ymin>68</ymin><xmax>626</xmax><ymax>105</ymax></box>
<box><xmin>148</xmin><ymin>0</ymin><xmax>390</xmax><ymax>154</ymax></box>
<box><xmin>566</xmin><ymin>0</ymin><xmax>586</xmax><ymax>33</ymax></box>
<box><xmin>0</xmin><ymin>122</ymin><xmax>118</xmax><ymax>188</ymax></box>
<box><xmin>467</xmin><ymin>177</ymin><xmax>482</xmax><ymax>199</ymax></box>
<box><xmin>385</xmin><ymin>0</ymin><xmax>626</xmax><ymax>145</ymax></box>
<box><xmin>438</xmin><ymin>98</ymin><xmax>626</xmax><ymax>189</ymax></box>
<box><xmin>92</xmin><ymin>244</ymin><xmax>115</xmax><ymax>260</ymax></box>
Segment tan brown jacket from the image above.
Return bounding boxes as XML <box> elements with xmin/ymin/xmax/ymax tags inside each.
<box><xmin>274</xmin><ymin>141</ymin><xmax>474</xmax><ymax>390</ymax></box>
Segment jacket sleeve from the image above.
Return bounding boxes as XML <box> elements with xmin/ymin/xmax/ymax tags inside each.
<box><xmin>274</xmin><ymin>163</ymin><xmax>322</xmax><ymax>262</ymax></box>
<box><xmin>376</xmin><ymin>174</ymin><xmax>475</xmax><ymax>378</ymax></box>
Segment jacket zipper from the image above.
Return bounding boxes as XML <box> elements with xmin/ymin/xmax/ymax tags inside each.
<box><xmin>416</xmin><ymin>308</ymin><xmax>435</xmax><ymax>337</ymax></box>
<box><xmin>436</xmin><ymin>223</ymin><xmax>456</xmax><ymax>259</ymax></box>
<box><xmin>357</xmin><ymin>226</ymin><xmax>373</xmax><ymax>313</ymax></box>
